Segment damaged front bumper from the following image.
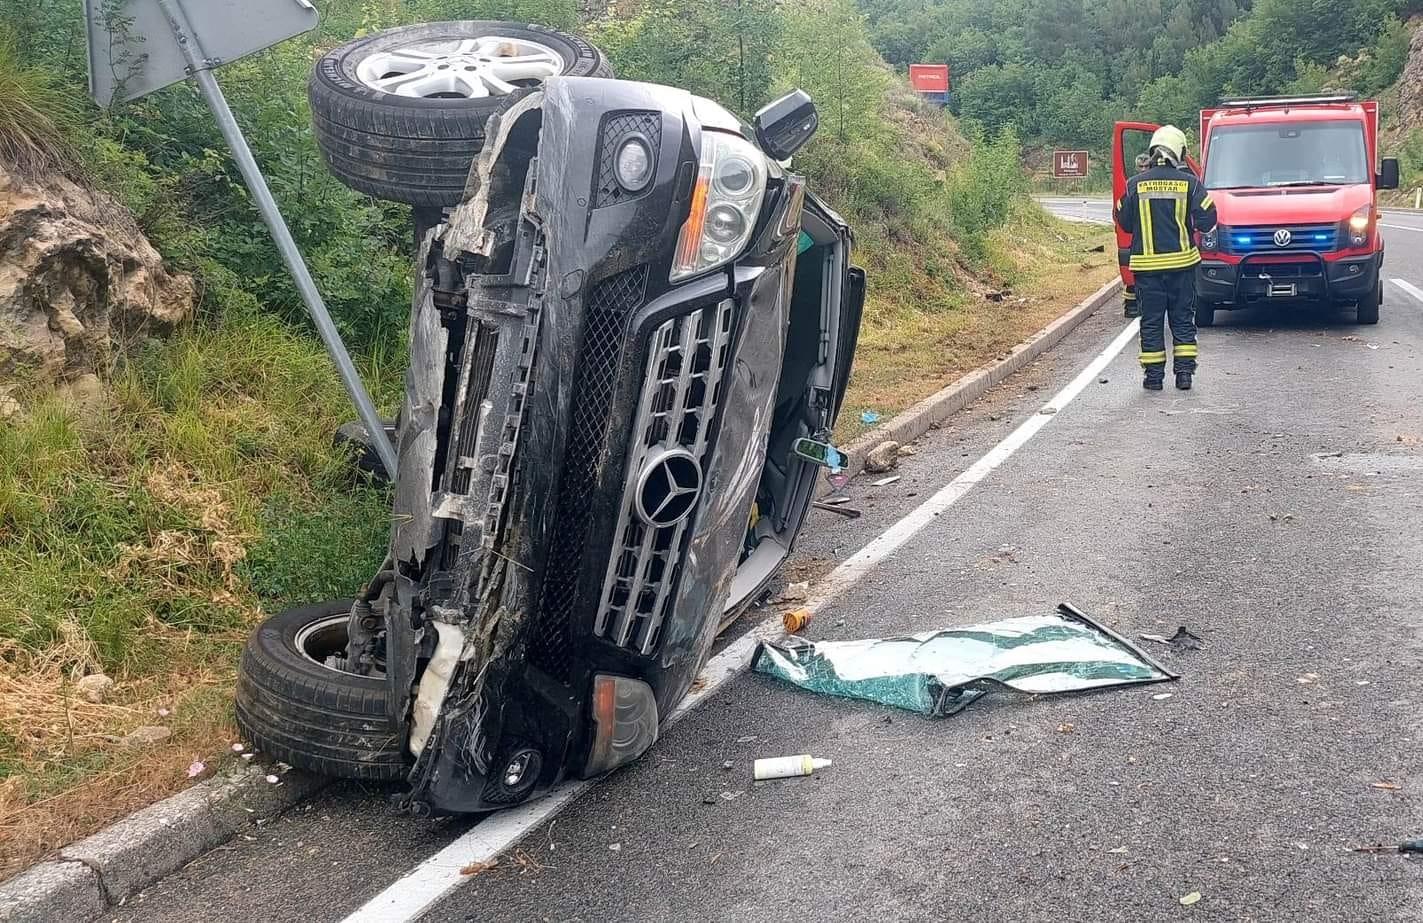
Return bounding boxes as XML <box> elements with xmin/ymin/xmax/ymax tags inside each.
<box><xmin>378</xmin><ymin>78</ymin><xmax>807</xmax><ymax>814</ymax></box>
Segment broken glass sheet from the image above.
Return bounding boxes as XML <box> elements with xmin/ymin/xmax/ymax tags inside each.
<box><xmin>752</xmin><ymin>603</ymin><xmax>1177</xmax><ymax>716</ymax></box>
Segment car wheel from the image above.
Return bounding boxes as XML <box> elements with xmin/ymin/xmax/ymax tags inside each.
<box><xmin>235</xmin><ymin>600</ymin><xmax>408</xmax><ymax>781</ymax></box>
<box><xmin>1356</xmin><ymin>282</ymin><xmax>1381</xmax><ymax>325</ymax></box>
<box><xmin>309</xmin><ymin>21</ymin><xmax>612</xmax><ymax>206</ymax></box>
<box><xmin>1194</xmin><ymin>299</ymin><xmax>1216</xmax><ymax>327</ymax></box>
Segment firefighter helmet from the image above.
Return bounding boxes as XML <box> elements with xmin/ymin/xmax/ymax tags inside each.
<box><xmin>1149</xmin><ymin>125</ymin><xmax>1188</xmax><ymax>166</ymax></box>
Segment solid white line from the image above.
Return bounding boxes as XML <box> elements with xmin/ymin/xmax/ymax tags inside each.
<box><xmin>1380</xmin><ymin>222</ymin><xmax>1423</xmax><ymax>232</ymax></box>
<box><xmin>342</xmin><ymin>317</ymin><xmax>1143</xmax><ymax>923</ymax></box>
<box><xmin>1390</xmin><ymin>278</ymin><xmax>1423</xmax><ymax>304</ymax></box>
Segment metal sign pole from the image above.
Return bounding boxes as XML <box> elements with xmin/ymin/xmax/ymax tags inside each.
<box><xmin>154</xmin><ymin>0</ymin><xmax>398</xmax><ymax>476</ymax></box>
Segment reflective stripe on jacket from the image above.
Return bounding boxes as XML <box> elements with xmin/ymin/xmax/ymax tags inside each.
<box><xmin>1114</xmin><ymin>166</ymin><xmax>1217</xmax><ymax>273</ymax></box>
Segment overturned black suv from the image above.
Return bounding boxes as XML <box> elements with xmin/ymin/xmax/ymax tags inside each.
<box><xmin>236</xmin><ymin>22</ymin><xmax>864</xmax><ymax>814</ymax></box>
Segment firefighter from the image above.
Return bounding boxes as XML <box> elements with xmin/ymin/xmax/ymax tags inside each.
<box><xmin>1114</xmin><ymin>126</ymin><xmax>1217</xmax><ymax>391</ymax></box>
<box><xmin>1122</xmin><ymin>152</ymin><xmax>1154</xmax><ymax>320</ymax></box>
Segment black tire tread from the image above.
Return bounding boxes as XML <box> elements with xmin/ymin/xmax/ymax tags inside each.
<box><xmin>308</xmin><ymin>21</ymin><xmax>611</xmax><ymax>206</ymax></box>
<box><xmin>234</xmin><ymin>600</ymin><xmax>408</xmax><ymax>782</ymax></box>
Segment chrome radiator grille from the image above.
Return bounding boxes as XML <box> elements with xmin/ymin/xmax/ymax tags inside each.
<box><xmin>594</xmin><ymin>299</ymin><xmax>735</xmax><ymax>654</ymax></box>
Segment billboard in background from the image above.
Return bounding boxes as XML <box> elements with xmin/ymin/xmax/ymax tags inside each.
<box><xmin>1052</xmin><ymin>150</ymin><xmax>1090</xmax><ymax>179</ymax></box>
<box><xmin>909</xmin><ymin>64</ymin><xmax>951</xmax><ymax>94</ymax></box>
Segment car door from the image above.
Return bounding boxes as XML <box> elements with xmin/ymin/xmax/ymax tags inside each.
<box><xmin>1111</xmin><ymin>121</ymin><xmax>1161</xmax><ymax>292</ymax></box>
<box><xmin>1112</xmin><ymin>121</ymin><xmax>1204</xmax><ymax>291</ymax></box>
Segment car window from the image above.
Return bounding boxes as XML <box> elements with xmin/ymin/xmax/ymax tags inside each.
<box><xmin>1204</xmin><ymin>120</ymin><xmax>1369</xmax><ymax>188</ymax></box>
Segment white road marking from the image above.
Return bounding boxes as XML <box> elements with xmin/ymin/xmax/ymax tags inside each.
<box><xmin>343</xmin><ymin>316</ymin><xmax>1143</xmax><ymax>923</ymax></box>
<box><xmin>1390</xmin><ymin>278</ymin><xmax>1423</xmax><ymax>304</ymax></box>
<box><xmin>1380</xmin><ymin>222</ymin><xmax>1423</xmax><ymax>232</ymax></box>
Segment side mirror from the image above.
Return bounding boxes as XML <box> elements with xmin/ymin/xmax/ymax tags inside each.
<box><xmin>1378</xmin><ymin>158</ymin><xmax>1401</xmax><ymax>190</ymax></box>
<box><xmin>754</xmin><ymin>90</ymin><xmax>818</xmax><ymax>161</ymax></box>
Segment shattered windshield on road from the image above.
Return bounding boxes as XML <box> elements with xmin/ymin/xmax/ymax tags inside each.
<box><xmin>1204</xmin><ymin>120</ymin><xmax>1369</xmax><ymax>189</ymax></box>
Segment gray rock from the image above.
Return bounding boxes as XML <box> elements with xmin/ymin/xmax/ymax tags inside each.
<box><xmin>75</xmin><ymin>674</ymin><xmax>113</xmax><ymax>704</ymax></box>
<box><xmin>864</xmin><ymin>440</ymin><xmax>901</xmax><ymax>474</ymax></box>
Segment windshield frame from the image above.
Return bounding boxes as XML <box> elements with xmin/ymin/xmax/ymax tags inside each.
<box><xmin>1203</xmin><ymin>119</ymin><xmax>1370</xmax><ymax>190</ymax></box>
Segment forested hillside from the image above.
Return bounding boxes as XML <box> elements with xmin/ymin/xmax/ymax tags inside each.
<box><xmin>860</xmin><ymin>0</ymin><xmax>1421</xmax><ymax>152</ymax></box>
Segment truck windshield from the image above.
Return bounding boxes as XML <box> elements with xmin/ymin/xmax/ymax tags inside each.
<box><xmin>1204</xmin><ymin>121</ymin><xmax>1369</xmax><ymax>189</ymax></box>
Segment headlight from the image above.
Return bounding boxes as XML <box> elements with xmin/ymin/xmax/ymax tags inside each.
<box><xmin>615</xmin><ymin>135</ymin><xmax>655</xmax><ymax>193</ymax></box>
<box><xmin>671</xmin><ymin>131</ymin><xmax>767</xmax><ymax>281</ymax></box>
<box><xmin>1347</xmin><ymin>205</ymin><xmax>1371</xmax><ymax>247</ymax></box>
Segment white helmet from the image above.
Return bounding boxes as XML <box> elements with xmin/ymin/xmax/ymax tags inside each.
<box><xmin>1149</xmin><ymin>125</ymin><xmax>1188</xmax><ymax>166</ymax></box>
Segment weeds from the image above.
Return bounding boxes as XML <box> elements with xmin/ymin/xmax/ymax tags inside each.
<box><xmin>0</xmin><ymin>26</ymin><xmax>74</xmax><ymax>175</ymax></box>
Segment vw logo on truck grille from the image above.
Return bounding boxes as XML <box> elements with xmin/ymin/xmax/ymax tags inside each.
<box><xmin>1273</xmin><ymin>228</ymin><xmax>1293</xmax><ymax>247</ymax></box>
<box><xmin>634</xmin><ymin>448</ymin><xmax>703</xmax><ymax>527</ymax></box>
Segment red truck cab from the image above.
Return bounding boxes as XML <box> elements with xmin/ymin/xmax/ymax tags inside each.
<box><xmin>1113</xmin><ymin>95</ymin><xmax>1400</xmax><ymax>326</ymax></box>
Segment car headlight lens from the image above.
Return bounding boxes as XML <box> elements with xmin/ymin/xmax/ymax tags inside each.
<box><xmin>671</xmin><ymin>131</ymin><xmax>767</xmax><ymax>281</ymax></box>
<box><xmin>615</xmin><ymin>135</ymin><xmax>655</xmax><ymax>192</ymax></box>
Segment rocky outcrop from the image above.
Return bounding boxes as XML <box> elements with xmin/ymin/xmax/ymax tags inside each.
<box><xmin>1400</xmin><ymin>20</ymin><xmax>1423</xmax><ymax>131</ymax></box>
<box><xmin>0</xmin><ymin>164</ymin><xmax>194</xmax><ymax>400</ymax></box>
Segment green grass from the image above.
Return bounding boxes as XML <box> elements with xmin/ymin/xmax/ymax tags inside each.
<box><xmin>0</xmin><ymin>308</ymin><xmax>395</xmax><ymax>874</ymax></box>
<box><xmin>0</xmin><ymin>25</ymin><xmax>74</xmax><ymax>175</ymax></box>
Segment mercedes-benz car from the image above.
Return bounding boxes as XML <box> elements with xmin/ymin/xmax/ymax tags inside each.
<box><xmin>235</xmin><ymin>22</ymin><xmax>864</xmax><ymax>815</ymax></box>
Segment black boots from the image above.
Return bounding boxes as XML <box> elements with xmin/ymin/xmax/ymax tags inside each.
<box><xmin>1143</xmin><ymin>370</ymin><xmax>1164</xmax><ymax>390</ymax></box>
<box><xmin>1176</xmin><ymin>371</ymin><xmax>1193</xmax><ymax>391</ymax></box>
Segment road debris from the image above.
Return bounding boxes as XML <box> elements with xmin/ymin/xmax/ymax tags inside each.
<box><xmin>1180</xmin><ymin>891</ymin><xmax>1202</xmax><ymax>906</ymax></box>
<box><xmin>752</xmin><ymin>603</ymin><xmax>1176</xmax><ymax>716</ymax></box>
<box><xmin>779</xmin><ymin>581</ymin><xmax>809</xmax><ymax>603</ymax></box>
<box><xmin>783</xmin><ymin>608</ymin><xmax>813</xmax><ymax>634</ymax></box>
<box><xmin>608</xmin><ymin>843</ymin><xmax>622</xmax><ymax>852</ymax></box>
<box><xmin>1139</xmin><ymin>626</ymin><xmax>1204</xmax><ymax>650</ymax></box>
<box><xmin>813</xmin><ymin>500</ymin><xmax>862</xmax><ymax>519</ymax></box>
<box><xmin>702</xmin><ymin>794</ymin><xmax>718</xmax><ymax>805</ymax></box>
<box><xmin>860</xmin><ymin>410</ymin><xmax>882</xmax><ymax>425</ymax></box>
<box><xmin>864</xmin><ymin>441</ymin><xmax>901</xmax><ymax>473</ymax></box>
<box><xmin>753</xmin><ymin>755</ymin><xmax>832</xmax><ymax>780</ymax></box>
<box><xmin>720</xmin><ymin>790</ymin><xmax>746</xmax><ymax>801</ymax></box>
<box><xmin>722</xmin><ymin>760</ymin><xmax>734</xmax><ymax>771</ymax></box>
<box><xmin>1352</xmin><ymin>839</ymin><xmax>1423</xmax><ymax>854</ymax></box>
<box><xmin>1057</xmin><ymin>723</ymin><xmax>1075</xmax><ymax>734</ymax></box>
<box><xmin>186</xmin><ymin>760</ymin><xmax>206</xmax><ymax>778</ymax></box>
<box><xmin>871</xmin><ymin>475</ymin><xmax>902</xmax><ymax>488</ymax></box>
<box><xmin>823</xmin><ymin>496</ymin><xmax>852</xmax><ymax>505</ymax></box>
<box><xmin>1152</xmin><ymin>693</ymin><xmax>1173</xmax><ymax>701</ymax></box>
<box><xmin>1370</xmin><ymin>781</ymin><xmax>1403</xmax><ymax>791</ymax></box>
<box><xmin>459</xmin><ymin>859</ymin><xmax>498</xmax><ymax>876</ymax></box>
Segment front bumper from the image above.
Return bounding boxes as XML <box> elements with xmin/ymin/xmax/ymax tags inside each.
<box><xmin>1197</xmin><ymin>251</ymin><xmax>1381</xmax><ymax>306</ymax></box>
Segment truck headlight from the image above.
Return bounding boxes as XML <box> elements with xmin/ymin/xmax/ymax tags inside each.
<box><xmin>671</xmin><ymin>132</ymin><xmax>767</xmax><ymax>281</ymax></box>
<box><xmin>1347</xmin><ymin>205</ymin><xmax>1371</xmax><ymax>248</ymax></box>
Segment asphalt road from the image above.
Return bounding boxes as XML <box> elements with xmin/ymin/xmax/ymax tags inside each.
<box><xmin>112</xmin><ymin>217</ymin><xmax>1423</xmax><ymax>921</ymax></box>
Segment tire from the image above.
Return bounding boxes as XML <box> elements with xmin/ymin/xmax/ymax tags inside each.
<box><xmin>309</xmin><ymin>21</ymin><xmax>612</xmax><ymax>206</ymax></box>
<box><xmin>235</xmin><ymin>600</ymin><xmax>408</xmax><ymax>781</ymax></box>
<box><xmin>1356</xmin><ymin>281</ymin><xmax>1381</xmax><ymax>325</ymax></box>
<box><xmin>1194</xmin><ymin>298</ymin><xmax>1216</xmax><ymax>327</ymax></box>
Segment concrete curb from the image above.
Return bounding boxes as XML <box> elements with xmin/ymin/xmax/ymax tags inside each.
<box><xmin>832</xmin><ymin>276</ymin><xmax>1123</xmax><ymax>481</ymax></box>
<box><xmin>0</xmin><ymin>764</ymin><xmax>328</xmax><ymax>922</ymax></box>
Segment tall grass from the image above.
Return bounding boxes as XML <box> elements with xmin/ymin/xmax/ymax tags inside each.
<box><xmin>0</xmin><ymin>26</ymin><xmax>74</xmax><ymax>175</ymax></box>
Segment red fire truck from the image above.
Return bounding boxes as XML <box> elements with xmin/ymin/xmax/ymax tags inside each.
<box><xmin>1113</xmin><ymin>95</ymin><xmax>1400</xmax><ymax>326</ymax></box>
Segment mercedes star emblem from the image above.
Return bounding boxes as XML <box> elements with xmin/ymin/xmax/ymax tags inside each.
<box><xmin>634</xmin><ymin>448</ymin><xmax>703</xmax><ymax>528</ymax></box>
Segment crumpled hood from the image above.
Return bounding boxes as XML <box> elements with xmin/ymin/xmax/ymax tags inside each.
<box><xmin>1211</xmin><ymin>183</ymin><xmax>1373</xmax><ymax>226</ymax></box>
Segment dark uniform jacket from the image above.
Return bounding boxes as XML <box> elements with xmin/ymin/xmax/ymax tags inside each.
<box><xmin>1114</xmin><ymin>165</ymin><xmax>1218</xmax><ymax>273</ymax></box>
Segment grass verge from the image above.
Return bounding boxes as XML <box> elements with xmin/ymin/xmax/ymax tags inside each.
<box><xmin>0</xmin><ymin>310</ymin><xmax>394</xmax><ymax>880</ymax></box>
<box><xmin>836</xmin><ymin>202</ymin><xmax>1116</xmax><ymax>443</ymax></box>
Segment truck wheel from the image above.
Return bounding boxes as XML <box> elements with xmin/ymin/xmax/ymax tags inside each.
<box><xmin>309</xmin><ymin>21</ymin><xmax>612</xmax><ymax>206</ymax></box>
<box><xmin>235</xmin><ymin>600</ymin><xmax>408</xmax><ymax>781</ymax></box>
<box><xmin>1356</xmin><ymin>282</ymin><xmax>1381</xmax><ymax>325</ymax></box>
<box><xmin>1194</xmin><ymin>299</ymin><xmax>1216</xmax><ymax>327</ymax></box>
